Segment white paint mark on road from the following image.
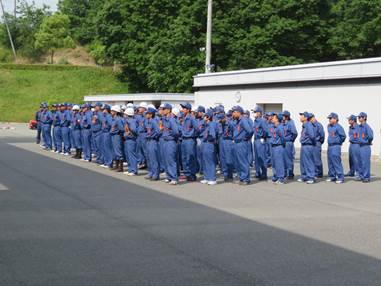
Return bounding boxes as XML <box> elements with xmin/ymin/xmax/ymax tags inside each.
<box><xmin>0</xmin><ymin>182</ymin><xmax>9</xmax><ymax>191</ymax></box>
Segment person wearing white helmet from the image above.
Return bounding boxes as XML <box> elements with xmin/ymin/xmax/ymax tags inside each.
<box><xmin>70</xmin><ymin>105</ymin><xmax>83</xmax><ymax>159</ymax></box>
<box><xmin>110</xmin><ymin>105</ymin><xmax>124</xmax><ymax>172</ymax></box>
<box><xmin>136</xmin><ymin>102</ymin><xmax>148</xmax><ymax>169</ymax></box>
<box><xmin>126</xmin><ymin>103</ymin><xmax>134</xmax><ymax>109</ymax></box>
<box><xmin>123</xmin><ymin>108</ymin><xmax>139</xmax><ymax>176</ymax></box>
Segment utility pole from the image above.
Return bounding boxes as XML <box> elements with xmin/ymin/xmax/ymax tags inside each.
<box><xmin>14</xmin><ymin>0</ymin><xmax>16</xmax><ymax>18</ymax></box>
<box><xmin>205</xmin><ymin>0</ymin><xmax>212</xmax><ymax>73</ymax></box>
<box><xmin>0</xmin><ymin>0</ymin><xmax>17</xmax><ymax>60</ymax></box>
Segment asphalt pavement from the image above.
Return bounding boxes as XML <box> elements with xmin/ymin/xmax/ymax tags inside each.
<box><xmin>1</xmin><ymin>124</ymin><xmax>381</xmax><ymax>286</ymax></box>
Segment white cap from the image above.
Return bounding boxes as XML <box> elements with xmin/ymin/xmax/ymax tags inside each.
<box><xmin>148</xmin><ymin>104</ymin><xmax>155</xmax><ymax>109</ymax></box>
<box><xmin>111</xmin><ymin>105</ymin><xmax>121</xmax><ymax>113</ymax></box>
<box><xmin>172</xmin><ymin>107</ymin><xmax>180</xmax><ymax>117</ymax></box>
<box><xmin>127</xmin><ymin>103</ymin><xmax>134</xmax><ymax>108</ymax></box>
<box><xmin>124</xmin><ymin>108</ymin><xmax>134</xmax><ymax>116</ymax></box>
<box><xmin>139</xmin><ymin>102</ymin><xmax>148</xmax><ymax>109</ymax></box>
<box><xmin>72</xmin><ymin>105</ymin><xmax>80</xmax><ymax>111</ymax></box>
<box><xmin>121</xmin><ymin>105</ymin><xmax>127</xmax><ymax>110</ymax></box>
<box><xmin>191</xmin><ymin>105</ymin><xmax>198</xmax><ymax>112</ymax></box>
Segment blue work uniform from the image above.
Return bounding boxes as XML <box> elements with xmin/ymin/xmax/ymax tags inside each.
<box><xmin>101</xmin><ymin>112</ymin><xmax>113</xmax><ymax>167</ymax></box>
<box><xmin>283</xmin><ymin>119</ymin><xmax>298</xmax><ymax>178</ymax></box>
<box><xmin>70</xmin><ymin>112</ymin><xmax>82</xmax><ymax>150</ymax></box>
<box><xmin>110</xmin><ymin>115</ymin><xmax>124</xmax><ymax>161</ymax></box>
<box><xmin>52</xmin><ymin>111</ymin><xmax>62</xmax><ymax>152</ymax></box>
<box><xmin>196</xmin><ymin>117</ymin><xmax>206</xmax><ymax>174</ymax></box>
<box><xmin>347</xmin><ymin>124</ymin><xmax>360</xmax><ymax>177</ymax></box>
<box><xmin>158</xmin><ymin>116</ymin><xmax>166</xmax><ymax>173</ymax></box>
<box><xmin>253</xmin><ymin>117</ymin><xmax>268</xmax><ymax>179</ymax></box>
<box><xmin>312</xmin><ymin>121</ymin><xmax>325</xmax><ymax>178</ymax></box>
<box><xmin>80</xmin><ymin>110</ymin><xmax>93</xmax><ymax>161</ymax></box>
<box><xmin>265</xmin><ymin>121</ymin><xmax>273</xmax><ymax>167</ymax></box>
<box><xmin>91</xmin><ymin>111</ymin><xmax>104</xmax><ymax>164</ymax></box>
<box><xmin>180</xmin><ymin>114</ymin><xmax>198</xmax><ymax>180</ymax></box>
<box><xmin>327</xmin><ymin>123</ymin><xmax>346</xmax><ymax>181</ymax></box>
<box><xmin>201</xmin><ymin>120</ymin><xmax>218</xmax><ymax>182</ymax></box>
<box><xmin>269</xmin><ymin>123</ymin><xmax>286</xmax><ymax>182</ymax></box>
<box><xmin>300</xmin><ymin>121</ymin><xmax>316</xmax><ymax>181</ymax></box>
<box><xmin>59</xmin><ymin>110</ymin><xmax>72</xmax><ymax>154</ymax></box>
<box><xmin>145</xmin><ymin>118</ymin><xmax>161</xmax><ymax>180</ymax></box>
<box><xmin>136</xmin><ymin>114</ymin><xmax>148</xmax><ymax>166</ymax></box>
<box><xmin>358</xmin><ymin>123</ymin><xmax>373</xmax><ymax>181</ymax></box>
<box><xmin>162</xmin><ymin>115</ymin><xmax>180</xmax><ymax>182</ymax></box>
<box><xmin>218</xmin><ymin>119</ymin><xmax>235</xmax><ymax>179</ymax></box>
<box><xmin>233</xmin><ymin>116</ymin><xmax>254</xmax><ymax>183</ymax></box>
<box><xmin>124</xmin><ymin>117</ymin><xmax>139</xmax><ymax>174</ymax></box>
<box><xmin>35</xmin><ymin>109</ymin><xmax>42</xmax><ymax>144</ymax></box>
<box><xmin>40</xmin><ymin>110</ymin><xmax>53</xmax><ymax>149</ymax></box>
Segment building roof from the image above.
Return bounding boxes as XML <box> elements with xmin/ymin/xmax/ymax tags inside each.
<box><xmin>194</xmin><ymin>57</ymin><xmax>381</xmax><ymax>88</ymax></box>
<box><xmin>84</xmin><ymin>93</ymin><xmax>194</xmax><ymax>102</ymax></box>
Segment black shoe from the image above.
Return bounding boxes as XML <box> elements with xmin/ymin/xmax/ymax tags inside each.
<box><xmin>258</xmin><ymin>176</ymin><xmax>268</xmax><ymax>181</ymax></box>
<box><xmin>362</xmin><ymin>179</ymin><xmax>370</xmax><ymax>183</ymax></box>
<box><xmin>186</xmin><ymin>176</ymin><xmax>197</xmax><ymax>182</ymax></box>
<box><xmin>224</xmin><ymin>177</ymin><xmax>233</xmax><ymax>182</ymax></box>
<box><xmin>286</xmin><ymin>176</ymin><xmax>295</xmax><ymax>180</ymax></box>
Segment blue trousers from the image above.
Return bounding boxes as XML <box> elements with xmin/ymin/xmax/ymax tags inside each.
<box><xmin>300</xmin><ymin>145</ymin><xmax>315</xmax><ymax>181</ymax></box>
<box><xmin>219</xmin><ymin>139</ymin><xmax>234</xmax><ymax>179</ymax></box>
<box><xmin>248</xmin><ymin>141</ymin><xmax>254</xmax><ymax>166</ymax></box>
<box><xmin>42</xmin><ymin>124</ymin><xmax>52</xmax><ymax>149</ymax></box>
<box><xmin>124</xmin><ymin>139</ymin><xmax>138</xmax><ymax>174</ymax></box>
<box><xmin>70</xmin><ymin>128</ymin><xmax>74</xmax><ymax>149</ymax></box>
<box><xmin>93</xmin><ymin>131</ymin><xmax>103</xmax><ymax>164</ymax></box>
<box><xmin>254</xmin><ymin>140</ymin><xmax>267</xmax><ymax>178</ymax></box>
<box><xmin>163</xmin><ymin>140</ymin><xmax>178</xmax><ymax>181</ymax></box>
<box><xmin>82</xmin><ymin>129</ymin><xmax>92</xmax><ymax>160</ymax></box>
<box><xmin>147</xmin><ymin>140</ymin><xmax>160</xmax><ymax>179</ymax></box>
<box><xmin>53</xmin><ymin>126</ymin><xmax>62</xmax><ymax>152</ymax></box>
<box><xmin>111</xmin><ymin>135</ymin><xmax>123</xmax><ymax>160</ymax></box>
<box><xmin>197</xmin><ymin>138</ymin><xmax>203</xmax><ymax>174</ymax></box>
<box><xmin>359</xmin><ymin>145</ymin><xmax>371</xmax><ymax>180</ymax></box>
<box><xmin>272</xmin><ymin>145</ymin><xmax>285</xmax><ymax>182</ymax></box>
<box><xmin>159</xmin><ymin>138</ymin><xmax>166</xmax><ymax>172</ymax></box>
<box><xmin>348</xmin><ymin>143</ymin><xmax>360</xmax><ymax>176</ymax></box>
<box><xmin>181</xmin><ymin>139</ymin><xmax>197</xmax><ymax>178</ymax></box>
<box><xmin>136</xmin><ymin>134</ymin><xmax>147</xmax><ymax>165</ymax></box>
<box><xmin>72</xmin><ymin>129</ymin><xmax>82</xmax><ymax>149</ymax></box>
<box><xmin>266</xmin><ymin>141</ymin><xmax>272</xmax><ymax>167</ymax></box>
<box><xmin>61</xmin><ymin>126</ymin><xmax>71</xmax><ymax>153</ymax></box>
<box><xmin>327</xmin><ymin>145</ymin><xmax>344</xmax><ymax>181</ymax></box>
<box><xmin>284</xmin><ymin>142</ymin><xmax>295</xmax><ymax>177</ymax></box>
<box><xmin>313</xmin><ymin>142</ymin><xmax>323</xmax><ymax>177</ymax></box>
<box><xmin>201</xmin><ymin>141</ymin><xmax>216</xmax><ymax>181</ymax></box>
<box><xmin>102</xmin><ymin>132</ymin><xmax>113</xmax><ymax>166</ymax></box>
<box><xmin>233</xmin><ymin>141</ymin><xmax>251</xmax><ymax>183</ymax></box>
<box><xmin>36</xmin><ymin>123</ymin><xmax>42</xmax><ymax>144</ymax></box>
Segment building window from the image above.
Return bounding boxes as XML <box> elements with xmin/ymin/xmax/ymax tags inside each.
<box><xmin>257</xmin><ymin>103</ymin><xmax>283</xmax><ymax>113</ymax></box>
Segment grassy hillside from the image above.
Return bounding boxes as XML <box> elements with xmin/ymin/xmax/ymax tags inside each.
<box><xmin>0</xmin><ymin>65</ymin><xmax>129</xmax><ymax>122</ymax></box>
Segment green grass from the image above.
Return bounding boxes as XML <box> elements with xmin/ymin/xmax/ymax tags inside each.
<box><xmin>0</xmin><ymin>64</ymin><xmax>129</xmax><ymax>122</ymax></box>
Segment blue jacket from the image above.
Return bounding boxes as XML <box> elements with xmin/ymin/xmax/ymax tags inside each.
<box><xmin>81</xmin><ymin>111</ymin><xmax>93</xmax><ymax>129</ymax></box>
<box><xmin>269</xmin><ymin>124</ymin><xmax>285</xmax><ymax>146</ymax></box>
<box><xmin>348</xmin><ymin>124</ymin><xmax>360</xmax><ymax>144</ymax></box>
<box><xmin>327</xmin><ymin>123</ymin><xmax>346</xmax><ymax>146</ymax></box>
<box><xmin>180</xmin><ymin>114</ymin><xmax>198</xmax><ymax>139</ymax></box>
<box><xmin>110</xmin><ymin>116</ymin><xmax>124</xmax><ymax>136</ymax></box>
<box><xmin>52</xmin><ymin>111</ymin><xmax>61</xmax><ymax>127</ymax></box>
<box><xmin>300</xmin><ymin>121</ymin><xmax>316</xmax><ymax>145</ymax></box>
<box><xmin>312</xmin><ymin>121</ymin><xmax>325</xmax><ymax>144</ymax></box>
<box><xmin>197</xmin><ymin>118</ymin><xmax>206</xmax><ymax>139</ymax></box>
<box><xmin>102</xmin><ymin>113</ymin><xmax>113</xmax><ymax>133</ymax></box>
<box><xmin>283</xmin><ymin>119</ymin><xmax>298</xmax><ymax>142</ymax></box>
<box><xmin>91</xmin><ymin>111</ymin><xmax>103</xmax><ymax>132</ymax></box>
<box><xmin>40</xmin><ymin>110</ymin><xmax>53</xmax><ymax>125</ymax></box>
<box><xmin>201</xmin><ymin>121</ymin><xmax>217</xmax><ymax>143</ymax></box>
<box><xmin>233</xmin><ymin>116</ymin><xmax>254</xmax><ymax>142</ymax></box>
<box><xmin>162</xmin><ymin>115</ymin><xmax>179</xmax><ymax>141</ymax></box>
<box><xmin>136</xmin><ymin>114</ymin><xmax>146</xmax><ymax>135</ymax></box>
<box><xmin>144</xmin><ymin>118</ymin><xmax>160</xmax><ymax>140</ymax></box>
<box><xmin>70</xmin><ymin>113</ymin><xmax>81</xmax><ymax>130</ymax></box>
<box><xmin>124</xmin><ymin>117</ymin><xmax>138</xmax><ymax>139</ymax></box>
<box><xmin>253</xmin><ymin>117</ymin><xmax>268</xmax><ymax>140</ymax></box>
<box><xmin>59</xmin><ymin>110</ymin><xmax>71</xmax><ymax>127</ymax></box>
<box><xmin>218</xmin><ymin>119</ymin><xmax>235</xmax><ymax>140</ymax></box>
<box><xmin>358</xmin><ymin>123</ymin><xmax>374</xmax><ymax>145</ymax></box>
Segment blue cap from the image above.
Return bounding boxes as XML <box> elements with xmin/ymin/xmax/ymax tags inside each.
<box><xmin>162</xmin><ymin>103</ymin><xmax>172</xmax><ymax>110</ymax></box>
<box><xmin>95</xmin><ymin>102</ymin><xmax>103</xmax><ymax>107</ymax></box>
<box><xmin>327</xmin><ymin>112</ymin><xmax>338</xmax><ymax>119</ymax></box>
<box><xmin>42</xmin><ymin>103</ymin><xmax>48</xmax><ymax>108</ymax></box>
<box><xmin>283</xmin><ymin>110</ymin><xmax>291</xmax><ymax>117</ymax></box>
<box><xmin>276</xmin><ymin>113</ymin><xmax>283</xmax><ymax>122</ymax></box>
<box><xmin>146</xmin><ymin>107</ymin><xmax>157</xmax><ymax>114</ymax></box>
<box><xmin>253</xmin><ymin>106</ymin><xmax>263</xmax><ymax>113</ymax></box>
<box><xmin>299</xmin><ymin>111</ymin><xmax>312</xmax><ymax>119</ymax></box>
<box><xmin>244</xmin><ymin>110</ymin><xmax>250</xmax><ymax>116</ymax></box>
<box><xmin>231</xmin><ymin>105</ymin><xmax>244</xmax><ymax>113</ymax></box>
<box><xmin>358</xmin><ymin>112</ymin><xmax>367</xmax><ymax>118</ymax></box>
<box><xmin>214</xmin><ymin>105</ymin><xmax>225</xmax><ymax>113</ymax></box>
<box><xmin>347</xmin><ymin>115</ymin><xmax>357</xmax><ymax>121</ymax></box>
<box><xmin>197</xmin><ymin>106</ymin><xmax>206</xmax><ymax>113</ymax></box>
<box><xmin>103</xmin><ymin>104</ymin><xmax>111</xmax><ymax>111</ymax></box>
<box><xmin>204</xmin><ymin>110</ymin><xmax>214</xmax><ymax>118</ymax></box>
<box><xmin>226</xmin><ymin>111</ymin><xmax>232</xmax><ymax>118</ymax></box>
<box><xmin>180</xmin><ymin>102</ymin><xmax>192</xmax><ymax>110</ymax></box>
<box><xmin>215</xmin><ymin>113</ymin><xmax>225</xmax><ymax>120</ymax></box>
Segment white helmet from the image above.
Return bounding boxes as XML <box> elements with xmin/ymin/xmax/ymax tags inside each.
<box><xmin>191</xmin><ymin>105</ymin><xmax>198</xmax><ymax>112</ymax></box>
<box><xmin>126</xmin><ymin>103</ymin><xmax>134</xmax><ymax>108</ymax></box>
<box><xmin>121</xmin><ymin>105</ymin><xmax>127</xmax><ymax>110</ymax></box>
<box><xmin>139</xmin><ymin>102</ymin><xmax>148</xmax><ymax>109</ymax></box>
<box><xmin>148</xmin><ymin>104</ymin><xmax>155</xmax><ymax>109</ymax></box>
<box><xmin>172</xmin><ymin>107</ymin><xmax>180</xmax><ymax>117</ymax></box>
<box><xmin>72</xmin><ymin>105</ymin><xmax>80</xmax><ymax>111</ymax></box>
<box><xmin>111</xmin><ymin>105</ymin><xmax>121</xmax><ymax>113</ymax></box>
<box><xmin>124</xmin><ymin>107</ymin><xmax>135</xmax><ymax>116</ymax></box>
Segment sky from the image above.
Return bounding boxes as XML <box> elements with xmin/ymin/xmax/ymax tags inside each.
<box><xmin>2</xmin><ymin>0</ymin><xmax>58</xmax><ymax>12</ymax></box>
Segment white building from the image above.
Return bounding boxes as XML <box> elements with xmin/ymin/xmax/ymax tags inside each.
<box><xmin>84</xmin><ymin>93</ymin><xmax>194</xmax><ymax>109</ymax></box>
<box><xmin>194</xmin><ymin>57</ymin><xmax>381</xmax><ymax>158</ymax></box>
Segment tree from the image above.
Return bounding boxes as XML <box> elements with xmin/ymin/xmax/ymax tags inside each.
<box><xmin>35</xmin><ymin>14</ymin><xmax>75</xmax><ymax>64</ymax></box>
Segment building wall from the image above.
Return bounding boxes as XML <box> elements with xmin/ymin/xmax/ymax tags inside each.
<box><xmin>195</xmin><ymin>82</ymin><xmax>381</xmax><ymax>158</ymax></box>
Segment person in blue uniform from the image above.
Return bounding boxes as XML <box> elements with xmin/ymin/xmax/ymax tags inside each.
<box><xmin>91</xmin><ymin>102</ymin><xmax>104</xmax><ymax>165</ymax></box>
<box><xmin>157</xmin><ymin>104</ymin><xmax>166</xmax><ymax>174</ymax></box>
<box><xmin>200</xmin><ymin>110</ymin><xmax>218</xmax><ymax>185</ymax></box>
<box><xmin>232</xmin><ymin>106</ymin><xmax>254</xmax><ymax>185</ymax></box>
<box><xmin>59</xmin><ymin>103</ymin><xmax>72</xmax><ymax>155</ymax></box>
<box><xmin>357</xmin><ymin>112</ymin><xmax>373</xmax><ymax>183</ymax></box>
<box><xmin>123</xmin><ymin>107</ymin><xmax>139</xmax><ymax>176</ymax></box>
<box><xmin>52</xmin><ymin>104</ymin><xmax>62</xmax><ymax>153</ymax></box>
<box><xmin>101</xmin><ymin>105</ymin><xmax>114</xmax><ymax>169</ymax></box>
<box><xmin>217</xmin><ymin>111</ymin><xmax>235</xmax><ymax>182</ymax></box>
<box><xmin>196</xmin><ymin>106</ymin><xmax>206</xmax><ymax>175</ymax></box>
<box><xmin>110</xmin><ymin>105</ymin><xmax>125</xmax><ymax>172</ymax></box>
<box><xmin>35</xmin><ymin>104</ymin><xmax>43</xmax><ymax>144</ymax></box>
<box><xmin>80</xmin><ymin>104</ymin><xmax>93</xmax><ymax>162</ymax></box>
<box><xmin>179</xmin><ymin>102</ymin><xmax>198</xmax><ymax>182</ymax></box>
<box><xmin>346</xmin><ymin>115</ymin><xmax>360</xmax><ymax>178</ymax></box>
<box><xmin>310</xmin><ymin>114</ymin><xmax>325</xmax><ymax>178</ymax></box>
<box><xmin>265</xmin><ymin>112</ymin><xmax>274</xmax><ymax>168</ymax></box>
<box><xmin>40</xmin><ymin>103</ymin><xmax>53</xmax><ymax>150</ymax></box>
<box><xmin>269</xmin><ymin>113</ymin><xmax>286</xmax><ymax>184</ymax></box>
<box><xmin>326</xmin><ymin>113</ymin><xmax>346</xmax><ymax>184</ymax></box>
<box><xmin>253</xmin><ymin>106</ymin><xmax>268</xmax><ymax>180</ymax></box>
<box><xmin>298</xmin><ymin>112</ymin><xmax>316</xmax><ymax>184</ymax></box>
<box><xmin>144</xmin><ymin>107</ymin><xmax>161</xmax><ymax>180</ymax></box>
<box><xmin>136</xmin><ymin>102</ymin><xmax>148</xmax><ymax>169</ymax></box>
<box><xmin>244</xmin><ymin>110</ymin><xmax>254</xmax><ymax>167</ymax></box>
<box><xmin>161</xmin><ymin>103</ymin><xmax>180</xmax><ymax>185</ymax></box>
<box><xmin>70</xmin><ymin>105</ymin><xmax>82</xmax><ymax>159</ymax></box>
<box><xmin>282</xmin><ymin>111</ymin><xmax>298</xmax><ymax>179</ymax></box>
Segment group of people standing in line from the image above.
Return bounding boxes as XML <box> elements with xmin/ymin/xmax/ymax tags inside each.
<box><xmin>35</xmin><ymin>101</ymin><xmax>374</xmax><ymax>186</ymax></box>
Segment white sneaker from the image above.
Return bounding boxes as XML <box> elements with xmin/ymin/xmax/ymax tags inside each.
<box><xmin>80</xmin><ymin>158</ymin><xmax>86</xmax><ymax>161</ymax></box>
<box><xmin>276</xmin><ymin>180</ymin><xmax>285</xmax><ymax>185</ymax></box>
<box><xmin>306</xmin><ymin>180</ymin><xmax>315</xmax><ymax>184</ymax></box>
<box><xmin>169</xmin><ymin>181</ymin><xmax>178</xmax><ymax>185</ymax></box>
<box><xmin>50</xmin><ymin>150</ymin><xmax>55</xmax><ymax>153</ymax></box>
<box><xmin>297</xmin><ymin>178</ymin><xmax>304</xmax><ymax>183</ymax></box>
<box><xmin>64</xmin><ymin>153</ymin><xmax>70</xmax><ymax>156</ymax></box>
<box><xmin>127</xmin><ymin>172</ymin><xmax>136</xmax><ymax>176</ymax></box>
<box><xmin>162</xmin><ymin>179</ymin><xmax>170</xmax><ymax>183</ymax></box>
<box><xmin>207</xmin><ymin>181</ymin><xmax>217</xmax><ymax>185</ymax></box>
<box><xmin>123</xmin><ymin>162</ymin><xmax>127</xmax><ymax>167</ymax></box>
<box><xmin>335</xmin><ymin>180</ymin><xmax>344</xmax><ymax>184</ymax></box>
<box><xmin>200</xmin><ymin>180</ymin><xmax>208</xmax><ymax>184</ymax></box>
<box><xmin>55</xmin><ymin>150</ymin><xmax>60</xmax><ymax>153</ymax></box>
<box><xmin>326</xmin><ymin>178</ymin><xmax>335</xmax><ymax>182</ymax></box>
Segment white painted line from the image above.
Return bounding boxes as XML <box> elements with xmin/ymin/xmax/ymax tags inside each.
<box><xmin>0</xmin><ymin>182</ymin><xmax>9</xmax><ymax>191</ymax></box>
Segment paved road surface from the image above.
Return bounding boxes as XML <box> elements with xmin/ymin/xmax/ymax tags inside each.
<box><xmin>1</xmin><ymin>124</ymin><xmax>381</xmax><ymax>285</ymax></box>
